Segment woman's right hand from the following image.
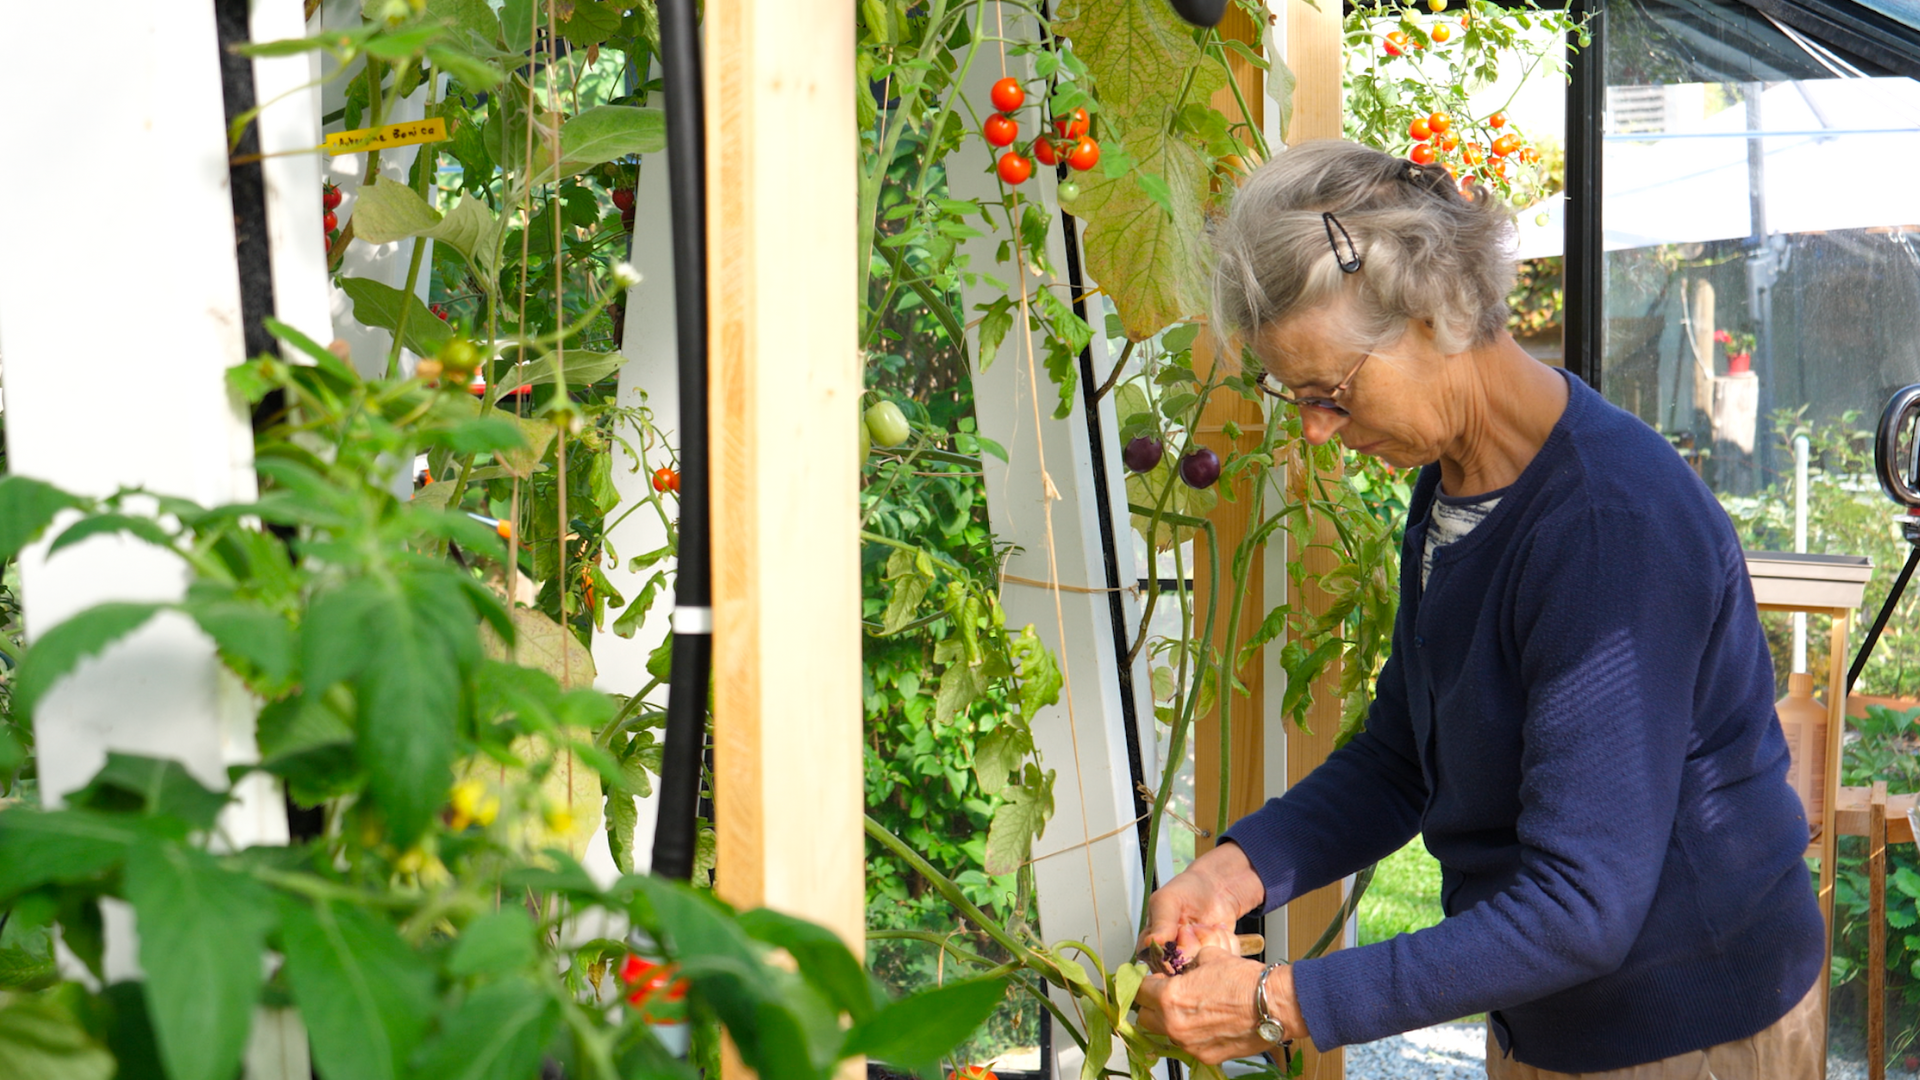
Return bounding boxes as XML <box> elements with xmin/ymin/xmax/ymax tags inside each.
<box><xmin>1137</xmin><ymin>841</ymin><xmax>1267</xmax><ymax>973</ymax></box>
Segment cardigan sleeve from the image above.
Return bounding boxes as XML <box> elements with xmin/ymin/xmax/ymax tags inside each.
<box><xmin>1285</xmin><ymin>502</ymin><xmax>1728</xmax><ymax>1048</ymax></box>
<box><xmin>1218</xmin><ymin>629</ymin><xmax>1429</xmax><ymax>915</ymax></box>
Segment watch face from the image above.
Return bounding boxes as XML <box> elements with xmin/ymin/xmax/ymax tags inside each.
<box><xmin>1258</xmin><ymin>1019</ymin><xmax>1287</xmax><ymax>1045</ymax></box>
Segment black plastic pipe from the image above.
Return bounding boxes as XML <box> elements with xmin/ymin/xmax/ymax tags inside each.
<box><xmin>1562</xmin><ymin>0</ymin><xmax>1604</xmax><ymax>390</ymax></box>
<box><xmin>1059</xmin><ymin>209</ymin><xmax>1156</xmax><ymax>879</ymax></box>
<box><xmin>650</xmin><ymin>0</ymin><xmax>713</xmax><ymax>882</ymax></box>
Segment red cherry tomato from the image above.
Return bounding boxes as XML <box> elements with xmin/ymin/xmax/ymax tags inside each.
<box><xmin>322</xmin><ymin>183</ymin><xmax>342</xmax><ymax>211</ymax></box>
<box><xmin>1487</xmin><ymin>158</ymin><xmax>1509</xmax><ymax>179</ymax></box>
<box><xmin>323</xmin><ymin>210</ymin><xmax>338</xmax><ymax>232</ymax></box>
<box><xmin>1053</xmin><ymin>107</ymin><xmax>1090</xmax><ymax>139</ymax></box>
<box><xmin>1033</xmin><ymin>137</ymin><xmax>1059</xmax><ymax>167</ymax></box>
<box><xmin>1383</xmin><ymin>39</ymin><xmax>1403</xmax><ymax>56</ymax></box>
<box><xmin>611</xmin><ymin>188</ymin><xmax>636</xmax><ymax>213</ymax></box>
<box><xmin>1462</xmin><ymin>141</ymin><xmax>1485</xmax><ymax>165</ymax></box>
<box><xmin>983</xmin><ymin>113</ymin><xmax>1018</xmax><ymax>147</ymax></box>
<box><xmin>652</xmin><ymin>467</ymin><xmax>678</xmax><ymax>493</ymax></box>
<box><xmin>951</xmin><ymin>1068</ymin><xmax>999</xmax><ymax>1080</ymax></box>
<box><xmin>1440</xmin><ymin>134</ymin><xmax>1459</xmax><ymax>151</ymax></box>
<box><xmin>1489</xmin><ymin>111</ymin><xmax>1507</xmax><ymax>128</ymax></box>
<box><xmin>990</xmin><ymin>77</ymin><xmax>1025</xmax><ymax>114</ymax></box>
<box><xmin>1409</xmin><ymin>142</ymin><xmax>1437</xmax><ymax>165</ymax></box>
<box><xmin>1409</xmin><ymin>118</ymin><xmax>1432</xmax><ymax>141</ymax></box>
<box><xmin>1491</xmin><ymin>134</ymin><xmax>1518</xmax><ymax>157</ymax></box>
<box><xmin>1519</xmin><ymin>145</ymin><xmax>1539</xmax><ymax>163</ymax></box>
<box><xmin>997</xmin><ymin>152</ymin><xmax>1033</xmax><ymax>185</ymax></box>
<box><xmin>1066</xmin><ymin>136</ymin><xmax>1100</xmax><ymax>172</ymax></box>
<box><xmin>620</xmin><ymin>954</ymin><xmax>658</xmax><ymax>985</ymax></box>
<box><xmin>1428</xmin><ymin>111</ymin><xmax>1451</xmax><ymax>135</ymax></box>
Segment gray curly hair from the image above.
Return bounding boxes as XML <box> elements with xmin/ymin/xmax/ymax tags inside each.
<box><xmin>1212</xmin><ymin>140</ymin><xmax>1518</xmax><ymax>356</ymax></box>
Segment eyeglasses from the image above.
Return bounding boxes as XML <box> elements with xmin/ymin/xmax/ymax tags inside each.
<box><xmin>1255</xmin><ymin>351</ymin><xmax>1371</xmax><ymax>417</ymax></box>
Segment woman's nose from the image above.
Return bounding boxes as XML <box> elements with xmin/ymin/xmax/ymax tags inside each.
<box><xmin>1299</xmin><ymin>408</ymin><xmax>1346</xmax><ymax>446</ymax></box>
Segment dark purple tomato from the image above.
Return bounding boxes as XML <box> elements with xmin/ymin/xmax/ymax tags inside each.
<box><xmin>1179</xmin><ymin>448</ymin><xmax>1220</xmax><ymax>489</ymax></box>
<box><xmin>1123</xmin><ymin>436</ymin><xmax>1163</xmax><ymax>474</ymax></box>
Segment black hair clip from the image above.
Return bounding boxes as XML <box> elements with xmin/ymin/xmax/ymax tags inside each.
<box><xmin>1323</xmin><ymin>211</ymin><xmax>1362</xmax><ymax>274</ymax></box>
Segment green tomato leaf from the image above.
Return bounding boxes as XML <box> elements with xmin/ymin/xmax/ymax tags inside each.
<box><xmin>350</xmin><ymin>180</ymin><xmax>443</xmax><ymax>245</ymax></box>
<box><xmin>125</xmin><ymin>842</ymin><xmax>274</xmax><ymax>1080</ymax></box>
<box><xmin>67</xmin><ymin>753</ymin><xmax>230</xmax><ymax>830</ymax></box>
<box><xmin>447</xmin><ymin>908</ymin><xmax>539</xmax><ymax>978</ymax></box>
<box><xmin>13</xmin><ymin>603</ymin><xmax>166</xmax><ymax>721</ymax></box>
<box><xmin>357</xmin><ymin>585</ymin><xmax>463</xmax><ymax>845</ymax></box>
<box><xmin>736</xmin><ymin>907</ymin><xmax>884</xmax><ymax>1023</ymax></box>
<box><xmin>529</xmin><ymin>105</ymin><xmax>666</xmax><ymax>183</ymax></box>
<box><xmin>839</xmin><ymin>976</ymin><xmax>1009</xmax><ymax>1069</ymax></box>
<box><xmin>339</xmin><ymin>276</ymin><xmax>455</xmax><ymax>358</ymax></box>
<box><xmin>412</xmin><ymin>977</ymin><xmax>560</xmax><ymax>1080</ymax></box>
<box><xmin>280</xmin><ymin>898</ymin><xmax>437</xmax><ymax>1080</ymax></box>
<box><xmin>982</xmin><ymin>776</ymin><xmax>1051</xmax><ymax>876</ymax></box>
<box><xmin>185</xmin><ymin>599</ymin><xmax>295</xmax><ymax>685</ymax></box>
<box><xmin>0</xmin><ymin>810</ymin><xmax>137</xmax><ymax>902</ymax></box>
<box><xmin>0</xmin><ymin>476</ymin><xmax>83</xmax><ymax>565</ymax></box>
<box><xmin>491</xmin><ymin>350</ymin><xmax>629</xmax><ymax>401</ymax></box>
<box><xmin>0</xmin><ymin>993</ymin><xmax>115</xmax><ymax>1080</ymax></box>
<box><xmin>47</xmin><ymin>513</ymin><xmax>175</xmax><ymax>558</ymax></box>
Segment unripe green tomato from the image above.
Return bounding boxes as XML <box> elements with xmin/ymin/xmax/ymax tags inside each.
<box><xmin>859</xmin><ymin>411</ymin><xmax>871</xmax><ymax>460</ymax></box>
<box><xmin>1057</xmin><ymin>180</ymin><xmax>1082</xmax><ymax>204</ymax></box>
<box><xmin>864</xmin><ymin>400</ymin><xmax>911</xmax><ymax>448</ymax></box>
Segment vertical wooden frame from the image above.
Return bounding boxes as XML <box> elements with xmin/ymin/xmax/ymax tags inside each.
<box><xmin>707</xmin><ymin>0</ymin><xmax>864</xmax><ymax>965</ymax></box>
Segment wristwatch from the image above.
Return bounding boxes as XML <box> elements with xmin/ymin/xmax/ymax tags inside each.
<box><xmin>1252</xmin><ymin>960</ymin><xmax>1293</xmax><ymax>1048</ymax></box>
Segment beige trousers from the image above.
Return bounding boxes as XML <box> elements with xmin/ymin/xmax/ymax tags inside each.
<box><xmin>1484</xmin><ymin>979</ymin><xmax>1824</xmax><ymax>1079</ymax></box>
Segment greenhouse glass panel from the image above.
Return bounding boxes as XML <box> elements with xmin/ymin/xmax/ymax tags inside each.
<box><xmin>1600</xmin><ymin>0</ymin><xmax>1920</xmax><ymax>1064</ymax></box>
<box><xmin>1601</xmin><ymin>0</ymin><xmax>1920</xmax><ymax>498</ymax></box>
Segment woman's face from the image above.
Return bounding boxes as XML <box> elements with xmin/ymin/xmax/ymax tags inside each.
<box><xmin>1255</xmin><ymin>300</ymin><xmax>1460</xmax><ymax>469</ymax></box>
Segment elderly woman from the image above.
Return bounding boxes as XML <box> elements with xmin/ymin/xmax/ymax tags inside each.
<box><xmin>1133</xmin><ymin>140</ymin><xmax>1825</xmax><ymax>1077</ymax></box>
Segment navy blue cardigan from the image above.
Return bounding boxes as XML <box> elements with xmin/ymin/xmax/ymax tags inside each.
<box><xmin>1220</xmin><ymin>373</ymin><xmax>1825</xmax><ymax>1072</ymax></box>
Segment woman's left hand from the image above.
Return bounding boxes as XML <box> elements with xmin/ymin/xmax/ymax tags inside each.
<box><xmin>1134</xmin><ymin>942</ymin><xmax>1305</xmax><ymax>1066</ymax></box>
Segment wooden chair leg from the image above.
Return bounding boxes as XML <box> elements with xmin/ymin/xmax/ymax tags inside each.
<box><xmin>1870</xmin><ymin>780</ymin><xmax>1888</xmax><ymax>1080</ymax></box>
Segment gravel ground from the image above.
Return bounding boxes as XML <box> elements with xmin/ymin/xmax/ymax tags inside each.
<box><xmin>1347</xmin><ymin>1023</ymin><xmax>1486</xmax><ymax>1080</ymax></box>
<box><xmin>1343</xmin><ymin>1024</ymin><xmax>1911</xmax><ymax>1080</ymax></box>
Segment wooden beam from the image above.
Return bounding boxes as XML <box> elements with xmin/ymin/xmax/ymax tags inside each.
<box><xmin>1286</xmin><ymin>0</ymin><xmax>1344</xmax><ymax>144</ymax></box>
<box><xmin>1284</xmin><ymin>4</ymin><xmax>1348</xmax><ymax>1075</ymax></box>
<box><xmin>707</xmin><ymin>0</ymin><xmax>863</xmax><ymax>971</ymax></box>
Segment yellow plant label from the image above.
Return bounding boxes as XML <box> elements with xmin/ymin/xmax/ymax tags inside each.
<box><xmin>323</xmin><ymin>117</ymin><xmax>448</xmax><ymax>156</ymax></box>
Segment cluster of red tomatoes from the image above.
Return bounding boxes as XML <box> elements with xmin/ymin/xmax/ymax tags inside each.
<box><xmin>1404</xmin><ymin>109</ymin><xmax>1538</xmax><ymax>192</ymax></box>
<box><xmin>322</xmin><ymin>182</ymin><xmax>342</xmax><ymax>247</ymax></box>
<box><xmin>983</xmin><ymin>77</ymin><xmax>1100</xmax><ymax>201</ymax></box>
<box><xmin>618</xmin><ymin>954</ymin><xmax>689</xmax><ymax>1019</ymax></box>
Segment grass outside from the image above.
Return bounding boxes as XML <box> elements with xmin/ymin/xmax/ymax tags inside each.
<box><xmin>1358</xmin><ymin>836</ymin><xmax>1445</xmax><ymax>945</ymax></box>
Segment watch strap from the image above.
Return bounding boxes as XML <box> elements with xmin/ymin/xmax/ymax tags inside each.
<box><xmin>1252</xmin><ymin>960</ymin><xmax>1292</xmax><ymax>1045</ymax></box>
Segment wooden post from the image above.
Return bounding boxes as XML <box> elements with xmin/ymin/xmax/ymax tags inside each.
<box><xmin>1286</xmin><ymin>3</ymin><xmax>1351</xmax><ymax>1076</ymax></box>
<box><xmin>706</xmin><ymin>0</ymin><xmax>863</xmax><ymax>971</ymax></box>
<box><xmin>1192</xmin><ymin>2</ymin><xmax>1275</xmax><ymax>858</ymax></box>
<box><xmin>1821</xmin><ymin>608</ymin><xmax>1851</xmax><ymax>1063</ymax></box>
<box><xmin>1869</xmin><ymin>780</ymin><xmax>1888</xmax><ymax>1080</ymax></box>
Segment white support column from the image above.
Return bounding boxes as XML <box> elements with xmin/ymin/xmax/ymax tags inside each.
<box><xmin>0</xmin><ymin>2</ymin><xmax>270</xmax><ymax>813</ymax></box>
<box><xmin>949</xmin><ymin>9</ymin><xmax>1157</xmax><ymax>1075</ymax></box>
<box><xmin>590</xmin><ymin>127</ymin><xmax>681</xmax><ymax>876</ymax></box>
<box><xmin>253</xmin><ymin>0</ymin><xmax>335</xmax><ymax>348</ymax></box>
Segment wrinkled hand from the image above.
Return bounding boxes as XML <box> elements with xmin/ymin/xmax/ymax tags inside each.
<box><xmin>1134</xmin><ymin>946</ymin><xmax>1302</xmax><ymax>1065</ymax></box>
<box><xmin>1137</xmin><ymin>842</ymin><xmax>1264</xmax><ymax>974</ymax></box>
